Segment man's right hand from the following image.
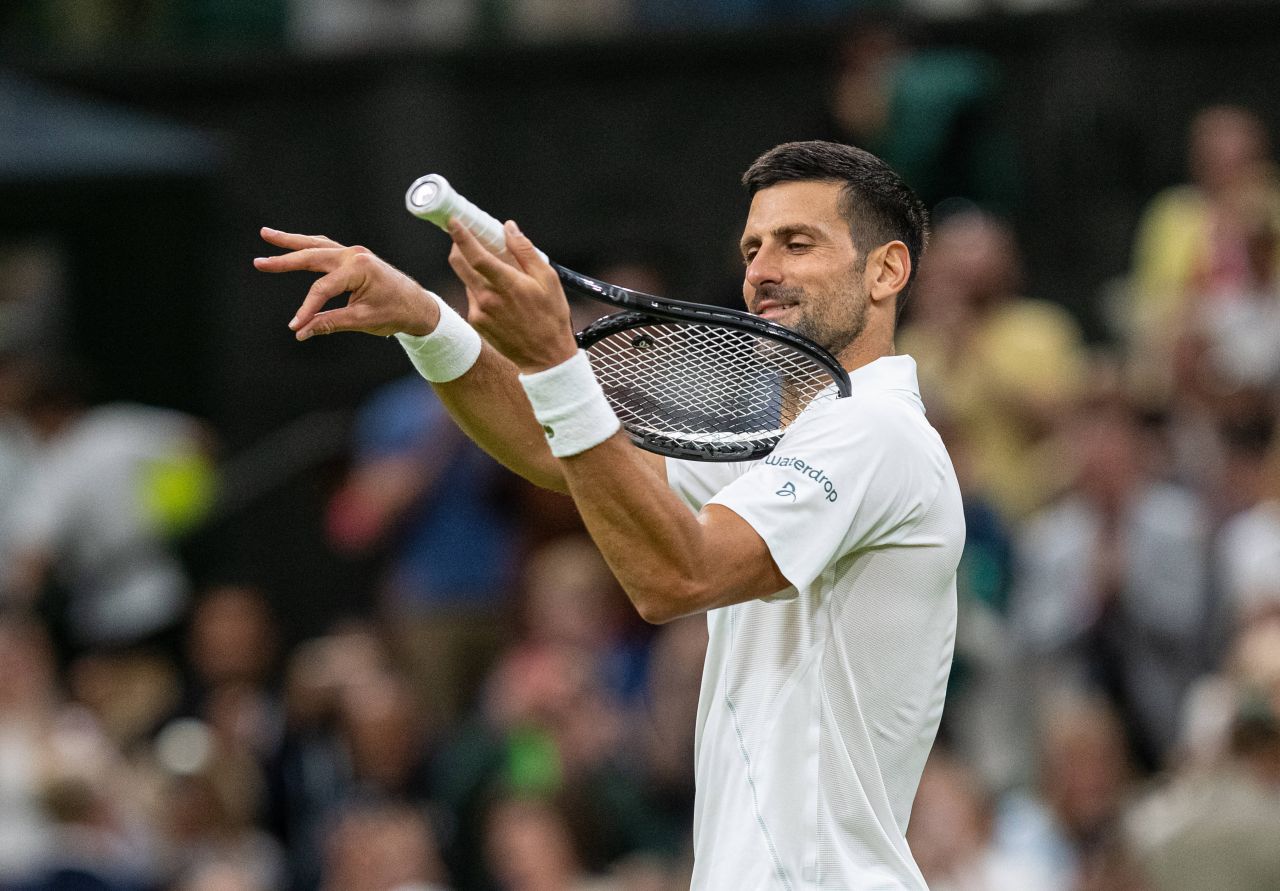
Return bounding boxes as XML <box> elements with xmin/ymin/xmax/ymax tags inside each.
<box><xmin>254</xmin><ymin>228</ymin><xmax>439</xmax><ymax>341</ymax></box>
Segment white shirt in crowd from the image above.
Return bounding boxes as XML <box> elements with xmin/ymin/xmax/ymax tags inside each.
<box><xmin>666</xmin><ymin>355</ymin><xmax>965</xmax><ymax>890</ymax></box>
<box><xmin>3</xmin><ymin>404</ymin><xmax>202</xmax><ymax>646</ymax></box>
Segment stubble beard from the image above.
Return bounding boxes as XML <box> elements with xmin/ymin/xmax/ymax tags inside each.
<box><xmin>759</xmin><ymin>273</ymin><xmax>869</xmax><ymax>359</ymax></box>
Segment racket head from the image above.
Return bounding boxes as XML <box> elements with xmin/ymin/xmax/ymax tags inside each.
<box><xmin>576</xmin><ymin>310</ymin><xmax>850</xmax><ymax>462</ymax></box>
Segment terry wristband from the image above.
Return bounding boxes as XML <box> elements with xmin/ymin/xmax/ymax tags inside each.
<box><xmin>394</xmin><ymin>292</ymin><xmax>482</xmax><ymax>383</ymax></box>
<box><xmin>519</xmin><ymin>350</ymin><xmax>621</xmax><ymax>458</ymax></box>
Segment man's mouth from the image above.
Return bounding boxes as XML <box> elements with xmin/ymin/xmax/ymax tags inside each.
<box><xmin>754</xmin><ymin>300</ymin><xmax>795</xmax><ymax>320</ymax></box>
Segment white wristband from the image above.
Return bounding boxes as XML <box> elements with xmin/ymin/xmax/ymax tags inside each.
<box><xmin>519</xmin><ymin>350</ymin><xmax>621</xmax><ymax>458</ymax></box>
<box><xmin>394</xmin><ymin>292</ymin><xmax>482</xmax><ymax>383</ymax></box>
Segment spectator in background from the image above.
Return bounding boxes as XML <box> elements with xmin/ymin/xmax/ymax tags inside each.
<box><xmin>176</xmin><ymin>585</ymin><xmax>285</xmax><ymax>765</ymax></box>
<box><xmin>1127</xmin><ymin>608</ymin><xmax>1280</xmax><ymax>891</ymax></box>
<box><xmin>0</xmin><ymin>241</ymin><xmax>67</xmax><ymax>359</ymax></box>
<box><xmin>1129</xmin><ymin>106</ymin><xmax>1280</xmax><ymax>339</ymax></box>
<box><xmin>172</xmin><ymin>860</ymin><xmax>272</xmax><ymax>891</ymax></box>
<box><xmin>0</xmin><ymin>359</ymin><xmax>213</xmax><ymax>649</ymax></box>
<box><xmin>319</xmin><ymin>800</ymin><xmax>450</xmax><ymax>891</ymax></box>
<box><xmin>483</xmin><ymin>795</ymin><xmax>597</xmax><ymax>891</ymax></box>
<box><xmin>1152</xmin><ymin>298</ymin><xmax>1273</xmax><ymax>504</ymax></box>
<box><xmin>907</xmin><ymin>747</ymin><xmax>1053</xmax><ymax>891</ymax></box>
<box><xmin>430</xmin><ymin>537</ymin><xmax>670</xmax><ymax>890</ymax></box>
<box><xmin>266</xmin><ymin>623</ymin><xmax>433</xmax><ymax>891</ymax></box>
<box><xmin>519</xmin><ymin>534</ymin><xmax>648</xmax><ymax>705</ymax></box>
<box><xmin>1011</xmin><ymin>390</ymin><xmax>1211</xmax><ymax>771</ymax></box>
<box><xmin>823</xmin><ymin>17</ymin><xmax>1021</xmax><ymax>213</ymax></box>
<box><xmin>1126</xmin><ymin>105</ymin><xmax>1280</xmax><ymax>407</ymax></box>
<box><xmin>899</xmin><ymin>208</ymin><xmax>1087</xmax><ymax>521</ymax></box>
<box><xmin>0</xmin><ymin>355</ymin><xmax>39</xmax><ymax>570</ymax></box>
<box><xmin>1194</xmin><ymin>205</ymin><xmax>1280</xmax><ymax>396</ymax></box>
<box><xmin>0</xmin><ymin>611</ymin><xmax>62</xmax><ymax>885</ymax></box>
<box><xmin>148</xmin><ymin>718</ymin><xmax>284</xmax><ymax>891</ymax></box>
<box><xmin>1175</xmin><ymin>606</ymin><xmax>1280</xmax><ymax>772</ymax></box>
<box><xmin>26</xmin><ymin>704</ymin><xmax>160</xmax><ymax>891</ymax></box>
<box><xmin>0</xmin><ymin>240</ymin><xmax>67</xmax><ymax>634</ymax></box>
<box><xmin>994</xmin><ymin>695</ymin><xmax>1136</xmax><ymax>891</ymax></box>
<box><xmin>1127</xmin><ymin>111</ymin><xmax>1280</xmax><ymax>505</ymax></box>
<box><xmin>0</xmin><ymin>360</ymin><xmax>215</xmax><ymax>751</ymax></box>
<box><xmin>326</xmin><ymin>290</ymin><xmax>521</xmax><ymax>728</ymax></box>
<box><xmin>1215</xmin><ymin>423</ymin><xmax>1280</xmax><ymax>629</ymax></box>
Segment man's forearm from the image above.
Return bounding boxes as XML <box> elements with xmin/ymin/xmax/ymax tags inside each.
<box><xmin>561</xmin><ymin>435</ymin><xmax>710</xmax><ymax>622</ymax></box>
<box><xmin>558</xmin><ymin>435</ymin><xmax>786</xmax><ymax>623</ymax></box>
<box><xmin>432</xmin><ymin>342</ymin><xmax>568</xmax><ymax>493</ymax></box>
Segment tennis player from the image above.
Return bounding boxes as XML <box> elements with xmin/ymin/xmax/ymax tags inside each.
<box><xmin>256</xmin><ymin>141</ymin><xmax>964</xmax><ymax>889</ymax></box>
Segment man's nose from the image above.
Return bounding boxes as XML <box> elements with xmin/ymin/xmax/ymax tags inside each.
<box><xmin>745</xmin><ymin>248</ymin><xmax>781</xmax><ymax>289</ymax></box>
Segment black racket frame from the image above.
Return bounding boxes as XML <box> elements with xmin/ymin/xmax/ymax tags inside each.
<box><xmin>555</xmin><ymin>263</ymin><xmax>852</xmax><ymax>461</ymax></box>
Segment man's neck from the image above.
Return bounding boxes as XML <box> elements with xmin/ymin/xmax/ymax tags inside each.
<box><xmin>837</xmin><ymin>330</ymin><xmax>895</xmax><ymax>373</ymax></box>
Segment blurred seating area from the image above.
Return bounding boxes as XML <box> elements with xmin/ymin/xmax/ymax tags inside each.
<box><xmin>0</xmin><ymin>0</ymin><xmax>1230</xmax><ymax>55</ymax></box>
<box><xmin>3</xmin><ymin>3</ymin><xmax>1280</xmax><ymax>890</ymax></box>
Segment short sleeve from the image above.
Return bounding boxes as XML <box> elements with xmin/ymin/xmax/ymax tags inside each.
<box><xmin>665</xmin><ymin>456</ymin><xmax>744</xmax><ymax>515</ymax></box>
<box><xmin>708</xmin><ymin>394</ymin><xmax>942</xmax><ymax>593</ymax></box>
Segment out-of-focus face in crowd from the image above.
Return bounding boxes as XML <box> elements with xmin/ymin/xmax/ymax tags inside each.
<box><xmin>1039</xmin><ymin>697</ymin><xmax>1133</xmax><ymax>842</ymax></box>
<box><xmin>188</xmin><ymin>585</ymin><xmax>278</xmax><ymax>689</ymax></box>
<box><xmin>910</xmin><ymin>211</ymin><xmax>1021</xmax><ymax>323</ymax></box>
<box><xmin>1190</xmin><ymin>106</ymin><xmax>1272</xmax><ymax>198</ymax></box>
<box><xmin>484</xmin><ymin>796</ymin><xmax>584</xmax><ymax>891</ymax></box>
<box><xmin>321</xmin><ymin>803</ymin><xmax>446</xmax><ymax>891</ymax></box>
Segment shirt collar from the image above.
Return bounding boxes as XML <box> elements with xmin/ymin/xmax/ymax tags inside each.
<box><xmin>846</xmin><ymin>355</ymin><xmax>921</xmax><ymax>400</ymax></box>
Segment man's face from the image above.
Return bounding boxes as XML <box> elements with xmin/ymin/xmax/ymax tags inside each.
<box><xmin>739</xmin><ymin>180</ymin><xmax>868</xmax><ymax>357</ymax></box>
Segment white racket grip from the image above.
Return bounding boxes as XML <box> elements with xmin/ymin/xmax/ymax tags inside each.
<box><xmin>405</xmin><ymin>174</ymin><xmax>548</xmax><ymax>262</ymax></box>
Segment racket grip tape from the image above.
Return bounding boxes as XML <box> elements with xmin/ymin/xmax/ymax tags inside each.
<box><xmin>405</xmin><ymin>174</ymin><xmax>548</xmax><ymax>262</ymax></box>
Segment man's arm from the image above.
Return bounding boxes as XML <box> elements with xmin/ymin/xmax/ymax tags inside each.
<box><xmin>253</xmin><ymin>228</ymin><xmax>663</xmax><ymax>493</ymax></box>
<box><xmin>562</xmin><ymin>433</ymin><xmax>791</xmax><ymax>623</ymax></box>
<box><xmin>447</xmin><ymin>220</ymin><xmax>791</xmax><ymax>622</ymax></box>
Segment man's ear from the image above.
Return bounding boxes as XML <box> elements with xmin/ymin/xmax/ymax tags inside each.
<box><xmin>866</xmin><ymin>241</ymin><xmax>911</xmax><ymax>306</ymax></box>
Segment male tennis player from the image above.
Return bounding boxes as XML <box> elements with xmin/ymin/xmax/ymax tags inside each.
<box><xmin>256</xmin><ymin>141</ymin><xmax>964</xmax><ymax>889</ymax></box>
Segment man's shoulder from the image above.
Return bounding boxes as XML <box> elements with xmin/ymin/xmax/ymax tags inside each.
<box><xmin>795</xmin><ymin>388</ymin><xmax>936</xmax><ymax>454</ymax></box>
<box><xmin>778</xmin><ymin>389</ymin><xmax>956</xmax><ymax>516</ymax></box>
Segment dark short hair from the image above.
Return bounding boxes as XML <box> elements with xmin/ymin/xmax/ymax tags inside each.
<box><xmin>742</xmin><ymin>141</ymin><xmax>929</xmax><ymax>303</ymax></box>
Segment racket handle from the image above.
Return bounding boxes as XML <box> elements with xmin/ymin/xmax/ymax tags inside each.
<box><xmin>405</xmin><ymin>174</ymin><xmax>548</xmax><ymax>262</ymax></box>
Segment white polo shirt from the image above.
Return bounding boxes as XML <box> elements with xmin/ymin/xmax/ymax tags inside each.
<box><xmin>665</xmin><ymin>355</ymin><xmax>964</xmax><ymax>890</ymax></box>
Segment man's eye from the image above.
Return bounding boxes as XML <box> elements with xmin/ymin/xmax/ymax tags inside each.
<box><xmin>742</xmin><ymin>251</ymin><xmax>757</xmax><ymax>265</ymax></box>
<box><xmin>787</xmin><ymin>241</ymin><xmax>813</xmax><ymax>252</ymax></box>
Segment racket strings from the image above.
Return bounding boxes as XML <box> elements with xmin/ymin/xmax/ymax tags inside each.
<box><xmin>584</xmin><ymin>321</ymin><xmax>841</xmax><ymax>458</ymax></box>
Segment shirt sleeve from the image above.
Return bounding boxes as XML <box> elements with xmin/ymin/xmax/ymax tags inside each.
<box><xmin>708</xmin><ymin>393</ymin><xmax>943</xmax><ymax>594</ymax></box>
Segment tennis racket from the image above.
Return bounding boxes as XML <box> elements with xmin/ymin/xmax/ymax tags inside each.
<box><xmin>405</xmin><ymin>174</ymin><xmax>850</xmax><ymax>461</ymax></box>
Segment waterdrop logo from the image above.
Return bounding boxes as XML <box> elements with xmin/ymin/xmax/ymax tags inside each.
<box><xmin>763</xmin><ymin>454</ymin><xmax>839</xmax><ymax>502</ymax></box>
<box><xmin>775</xmin><ymin>481</ymin><xmax>797</xmax><ymax>501</ymax></box>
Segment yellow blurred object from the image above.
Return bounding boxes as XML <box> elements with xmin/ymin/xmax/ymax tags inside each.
<box><xmin>902</xmin><ymin>299</ymin><xmax>1087</xmax><ymax>520</ymax></box>
<box><xmin>138</xmin><ymin>451</ymin><xmax>216</xmax><ymax>537</ymax></box>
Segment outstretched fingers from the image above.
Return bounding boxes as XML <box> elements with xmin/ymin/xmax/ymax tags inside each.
<box><xmin>254</xmin><ymin>246</ymin><xmax>353</xmax><ymax>275</ymax></box>
<box><xmin>259</xmin><ymin>227</ymin><xmax>344</xmax><ymax>251</ymax></box>
<box><xmin>255</xmin><ymin>229</ymin><xmax>359</xmax><ymax>275</ymax></box>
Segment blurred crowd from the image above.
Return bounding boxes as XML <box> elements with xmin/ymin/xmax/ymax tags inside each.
<box><xmin>3</xmin><ymin>11</ymin><xmax>1280</xmax><ymax>886</ymax></box>
<box><xmin>2</xmin><ymin>0</ymin><xmax>1092</xmax><ymax>55</ymax></box>
<box><xmin>898</xmin><ymin>101</ymin><xmax>1280</xmax><ymax>891</ymax></box>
